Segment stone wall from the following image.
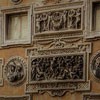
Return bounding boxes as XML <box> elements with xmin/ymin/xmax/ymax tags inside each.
<box><xmin>0</xmin><ymin>0</ymin><xmax>100</xmax><ymax>100</ymax></box>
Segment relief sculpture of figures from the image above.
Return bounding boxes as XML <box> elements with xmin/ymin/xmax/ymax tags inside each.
<box><xmin>35</xmin><ymin>8</ymin><xmax>81</xmax><ymax>33</ymax></box>
<box><xmin>5</xmin><ymin>57</ymin><xmax>26</xmax><ymax>85</ymax></box>
<box><xmin>31</xmin><ymin>55</ymin><xmax>84</xmax><ymax>81</ymax></box>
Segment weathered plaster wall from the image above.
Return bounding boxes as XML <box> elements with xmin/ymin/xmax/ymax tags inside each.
<box><xmin>0</xmin><ymin>0</ymin><xmax>99</xmax><ymax>100</ymax></box>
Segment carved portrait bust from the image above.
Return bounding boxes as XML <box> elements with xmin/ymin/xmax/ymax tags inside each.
<box><xmin>5</xmin><ymin>56</ymin><xmax>27</xmax><ymax>85</ymax></box>
<box><xmin>91</xmin><ymin>51</ymin><xmax>100</xmax><ymax>80</ymax></box>
<box><xmin>10</xmin><ymin>0</ymin><xmax>23</xmax><ymax>4</ymax></box>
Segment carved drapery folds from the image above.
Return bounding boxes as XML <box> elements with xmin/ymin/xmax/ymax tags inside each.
<box><xmin>30</xmin><ymin>54</ymin><xmax>84</xmax><ymax>82</ymax></box>
<box><xmin>5</xmin><ymin>56</ymin><xmax>27</xmax><ymax>85</ymax></box>
<box><xmin>34</xmin><ymin>2</ymin><xmax>83</xmax><ymax>35</ymax></box>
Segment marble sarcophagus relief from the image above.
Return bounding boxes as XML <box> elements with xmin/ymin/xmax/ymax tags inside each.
<box><xmin>30</xmin><ymin>54</ymin><xmax>84</xmax><ymax>82</ymax></box>
<box><xmin>34</xmin><ymin>1</ymin><xmax>83</xmax><ymax>35</ymax></box>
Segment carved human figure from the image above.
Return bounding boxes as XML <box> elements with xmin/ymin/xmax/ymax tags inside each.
<box><xmin>31</xmin><ymin>58</ymin><xmax>45</xmax><ymax>81</ymax></box>
<box><xmin>68</xmin><ymin>9</ymin><xmax>75</xmax><ymax>29</ymax></box>
<box><xmin>41</xmin><ymin>13</ymin><xmax>48</xmax><ymax>31</ymax></box>
<box><xmin>74</xmin><ymin>8</ymin><xmax>81</xmax><ymax>29</ymax></box>
<box><xmin>36</xmin><ymin>14</ymin><xmax>41</xmax><ymax>33</ymax></box>
<box><xmin>63</xmin><ymin>10</ymin><xmax>68</xmax><ymax>29</ymax></box>
<box><xmin>6</xmin><ymin>62</ymin><xmax>24</xmax><ymax>83</ymax></box>
<box><xmin>31</xmin><ymin>61</ymin><xmax>37</xmax><ymax>80</ymax></box>
<box><xmin>5</xmin><ymin>57</ymin><xmax>26</xmax><ymax>85</ymax></box>
<box><xmin>47</xmin><ymin>12</ymin><xmax>52</xmax><ymax>31</ymax></box>
<box><xmin>52</xmin><ymin>12</ymin><xmax>63</xmax><ymax>30</ymax></box>
<box><xmin>7</xmin><ymin>65</ymin><xmax>17</xmax><ymax>82</ymax></box>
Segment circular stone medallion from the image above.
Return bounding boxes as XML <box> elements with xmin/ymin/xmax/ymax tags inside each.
<box><xmin>5</xmin><ymin>56</ymin><xmax>27</xmax><ymax>85</ymax></box>
<box><xmin>10</xmin><ymin>0</ymin><xmax>23</xmax><ymax>4</ymax></box>
<box><xmin>91</xmin><ymin>51</ymin><xmax>100</xmax><ymax>80</ymax></box>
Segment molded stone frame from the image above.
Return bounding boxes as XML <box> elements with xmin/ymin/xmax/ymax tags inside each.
<box><xmin>1</xmin><ymin>5</ymin><xmax>32</xmax><ymax>46</ymax></box>
<box><xmin>85</xmin><ymin>0</ymin><xmax>100</xmax><ymax>40</ymax></box>
<box><xmin>33</xmin><ymin>1</ymin><xmax>84</xmax><ymax>36</ymax></box>
<box><xmin>0</xmin><ymin>95</ymin><xmax>30</xmax><ymax>100</ymax></box>
<box><xmin>25</xmin><ymin>42</ymin><xmax>91</xmax><ymax>97</ymax></box>
<box><xmin>0</xmin><ymin>58</ymin><xmax>4</xmax><ymax>86</ymax></box>
<box><xmin>83</xmin><ymin>94</ymin><xmax>100</xmax><ymax>100</ymax></box>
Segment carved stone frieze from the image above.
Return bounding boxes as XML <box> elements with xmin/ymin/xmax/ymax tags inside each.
<box><xmin>0</xmin><ymin>95</ymin><xmax>30</xmax><ymax>100</ymax></box>
<box><xmin>30</xmin><ymin>54</ymin><xmax>85</xmax><ymax>82</ymax></box>
<box><xmin>33</xmin><ymin>37</ymin><xmax>83</xmax><ymax>50</ymax></box>
<box><xmin>35</xmin><ymin>8</ymin><xmax>81</xmax><ymax>33</ymax></box>
<box><xmin>26</xmin><ymin>43</ymin><xmax>91</xmax><ymax>96</ymax></box>
<box><xmin>90</xmin><ymin>50</ymin><xmax>100</xmax><ymax>80</ymax></box>
<box><xmin>26</xmin><ymin>43</ymin><xmax>91</xmax><ymax>57</ymax></box>
<box><xmin>34</xmin><ymin>1</ymin><xmax>83</xmax><ymax>36</ymax></box>
<box><xmin>4</xmin><ymin>56</ymin><xmax>27</xmax><ymax>85</ymax></box>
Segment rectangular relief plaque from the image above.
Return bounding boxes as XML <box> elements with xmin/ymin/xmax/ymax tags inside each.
<box><xmin>34</xmin><ymin>2</ymin><xmax>83</xmax><ymax>35</ymax></box>
<box><xmin>25</xmin><ymin>43</ymin><xmax>91</xmax><ymax>97</ymax></box>
<box><xmin>29</xmin><ymin>53</ymin><xmax>85</xmax><ymax>83</ymax></box>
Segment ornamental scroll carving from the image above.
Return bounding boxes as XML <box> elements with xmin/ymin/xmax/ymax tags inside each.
<box><xmin>35</xmin><ymin>8</ymin><xmax>82</xmax><ymax>33</ymax></box>
<box><xmin>30</xmin><ymin>54</ymin><xmax>84</xmax><ymax>82</ymax></box>
<box><xmin>5</xmin><ymin>56</ymin><xmax>27</xmax><ymax>85</ymax></box>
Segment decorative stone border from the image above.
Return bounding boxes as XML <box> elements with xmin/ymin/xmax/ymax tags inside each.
<box><xmin>29</xmin><ymin>53</ymin><xmax>86</xmax><ymax>83</ymax></box>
